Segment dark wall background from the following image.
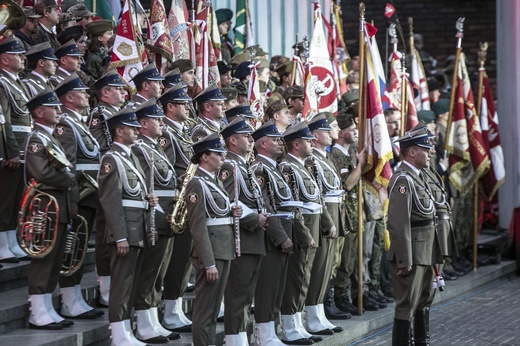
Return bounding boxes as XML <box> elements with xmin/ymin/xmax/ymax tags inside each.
<box><xmin>339</xmin><ymin>0</ymin><xmax>496</xmax><ymax>94</ymax></box>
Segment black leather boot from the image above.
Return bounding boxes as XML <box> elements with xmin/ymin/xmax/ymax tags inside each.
<box><xmin>414</xmin><ymin>308</ymin><xmax>430</xmax><ymax>346</ymax></box>
<box><xmin>324</xmin><ymin>287</ymin><xmax>351</xmax><ymax>319</ymax></box>
<box><xmin>392</xmin><ymin>319</ymin><xmax>412</xmax><ymax>346</ymax></box>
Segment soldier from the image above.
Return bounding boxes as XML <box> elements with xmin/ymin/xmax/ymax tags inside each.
<box><xmin>128</xmin><ymin>63</ymin><xmax>165</xmax><ymax>107</ymax></box>
<box><xmin>218</xmin><ymin>60</ymin><xmax>233</xmax><ymax>88</ymax></box>
<box><xmin>305</xmin><ymin>114</ymin><xmax>350</xmax><ymax>332</ymax></box>
<box><xmin>250</xmin><ymin>120</ymin><xmax>294</xmax><ymax>345</ymax></box>
<box><xmin>185</xmin><ymin>133</ymin><xmax>242</xmax><ymax>346</ymax></box>
<box><xmin>49</xmin><ymin>40</ymin><xmax>84</xmax><ymax>88</ymax></box>
<box><xmin>191</xmin><ymin>84</ymin><xmax>227</xmax><ymax>141</ymax></box>
<box><xmin>157</xmin><ymin>84</ymin><xmax>194</xmax><ymax>332</ymax></box>
<box><xmin>170</xmin><ymin>59</ymin><xmax>195</xmax><ymax>93</ymax></box>
<box><xmin>23</xmin><ymin>42</ymin><xmax>58</xmax><ymax>96</ymax></box>
<box><xmin>219</xmin><ymin>117</ymin><xmax>269</xmax><ymax>345</ymax></box>
<box><xmin>14</xmin><ymin>7</ymin><xmax>42</xmax><ymax>51</ymax></box>
<box><xmin>131</xmin><ymin>99</ymin><xmax>179</xmax><ymax>342</ymax></box>
<box><xmin>97</xmin><ymin>107</ymin><xmax>158</xmax><ymax>345</ymax></box>
<box><xmin>33</xmin><ymin>0</ymin><xmax>61</xmax><ymax>51</ymax></box>
<box><xmin>329</xmin><ymin>111</ymin><xmax>365</xmax><ymax>316</ymax></box>
<box><xmin>24</xmin><ymin>88</ymin><xmax>76</xmax><ymax>329</ymax></box>
<box><xmin>53</xmin><ymin>73</ymin><xmax>103</xmax><ymax>319</ymax></box>
<box><xmin>163</xmin><ymin>68</ymin><xmax>186</xmax><ymax>89</ymax></box>
<box><xmin>67</xmin><ymin>3</ymin><xmax>95</xmax><ymax>33</ymax></box>
<box><xmin>279</xmin><ymin>122</ymin><xmax>334</xmax><ymax>344</ymax></box>
<box><xmin>88</xmin><ymin>69</ymin><xmax>126</xmax><ymax>306</ymax></box>
<box><xmin>274</xmin><ymin>61</ymin><xmax>295</xmax><ymax>92</ymax></box>
<box><xmin>0</xmin><ymin>36</ymin><xmax>33</xmax><ymax>262</ymax></box>
<box><xmin>285</xmin><ymin>85</ymin><xmax>305</xmax><ymax>123</ymax></box>
<box><xmin>222</xmin><ymin>87</ymin><xmax>239</xmax><ymax>110</ymax></box>
<box><xmin>388</xmin><ymin>128</ymin><xmax>442</xmax><ymax>345</ymax></box>
<box><xmin>265</xmin><ymin>98</ymin><xmax>291</xmax><ymax>134</ymax></box>
<box><xmin>84</xmin><ymin>19</ymin><xmax>114</xmax><ymax>81</ymax></box>
<box><xmin>384</xmin><ymin>107</ymin><xmax>402</xmax><ymax>171</ymax></box>
<box><xmin>225</xmin><ymin>102</ymin><xmax>255</xmax><ymax>125</ymax></box>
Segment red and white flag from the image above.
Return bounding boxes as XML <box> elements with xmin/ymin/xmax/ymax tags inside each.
<box><xmin>480</xmin><ymin>74</ymin><xmax>505</xmax><ymax>201</ymax></box>
<box><xmin>410</xmin><ymin>49</ymin><xmax>430</xmax><ymax>110</ymax></box>
<box><xmin>301</xmin><ymin>4</ymin><xmax>338</xmax><ymax>120</ymax></box>
<box><xmin>247</xmin><ymin>61</ymin><xmax>264</xmax><ymax>130</ymax></box>
<box><xmin>110</xmin><ymin>0</ymin><xmax>147</xmax><ymax>92</ymax></box>
<box><xmin>167</xmin><ymin>0</ymin><xmax>190</xmax><ymax>60</ymax></box>
<box><xmin>447</xmin><ymin>53</ymin><xmax>489</xmax><ymax>195</ymax></box>
<box><xmin>148</xmin><ymin>0</ymin><xmax>174</xmax><ymax>74</ymax></box>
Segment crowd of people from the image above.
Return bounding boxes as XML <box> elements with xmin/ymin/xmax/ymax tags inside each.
<box><xmin>0</xmin><ymin>1</ymin><xmax>486</xmax><ymax>346</ymax></box>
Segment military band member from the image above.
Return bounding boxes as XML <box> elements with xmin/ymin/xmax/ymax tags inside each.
<box><xmin>157</xmin><ymin>85</ymin><xmax>195</xmax><ymax>332</ymax></box>
<box><xmin>265</xmin><ymin>98</ymin><xmax>291</xmax><ymax>134</ymax></box>
<box><xmin>88</xmin><ymin>69</ymin><xmax>126</xmax><ymax>306</ymax></box>
<box><xmin>53</xmin><ymin>74</ymin><xmax>103</xmax><ymax>319</ymax></box>
<box><xmin>191</xmin><ymin>84</ymin><xmax>227</xmax><ymax>141</ymax></box>
<box><xmin>97</xmin><ymin>108</ymin><xmax>158</xmax><ymax>345</ymax></box>
<box><xmin>388</xmin><ymin>128</ymin><xmax>442</xmax><ymax>345</ymax></box>
<box><xmin>24</xmin><ymin>89</ymin><xmax>76</xmax><ymax>330</ymax></box>
<box><xmin>33</xmin><ymin>0</ymin><xmax>61</xmax><ymax>51</ymax></box>
<box><xmin>305</xmin><ymin>113</ymin><xmax>350</xmax><ymax>333</ymax></box>
<box><xmin>251</xmin><ymin>120</ymin><xmax>294</xmax><ymax>345</ymax></box>
<box><xmin>279</xmin><ymin>122</ymin><xmax>334</xmax><ymax>345</ymax></box>
<box><xmin>132</xmin><ymin>99</ymin><xmax>179</xmax><ymax>343</ymax></box>
<box><xmin>219</xmin><ymin>117</ymin><xmax>269</xmax><ymax>345</ymax></box>
<box><xmin>128</xmin><ymin>63</ymin><xmax>165</xmax><ymax>107</ymax></box>
<box><xmin>0</xmin><ymin>36</ymin><xmax>33</xmax><ymax>262</ymax></box>
<box><xmin>186</xmin><ymin>133</ymin><xmax>242</xmax><ymax>346</ymax></box>
<box><xmin>23</xmin><ymin>42</ymin><xmax>58</xmax><ymax>97</ymax></box>
<box><xmin>329</xmin><ymin>111</ymin><xmax>365</xmax><ymax>316</ymax></box>
<box><xmin>49</xmin><ymin>40</ymin><xmax>85</xmax><ymax>88</ymax></box>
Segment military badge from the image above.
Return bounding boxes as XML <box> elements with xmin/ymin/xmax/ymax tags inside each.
<box><xmin>398</xmin><ymin>185</ymin><xmax>408</xmax><ymax>194</ymax></box>
<box><xmin>284</xmin><ymin>173</ymin><xmax>291</xmax><ymax>183</ymax></box>
<box><xmin>104</xmin><ymin>163</ymin><xmax>112</xmax><ymax>173</ymax></box>
<box><xmin>56</xmin><ymin>127</ymin><xmax>64</xmax><ymax>135</ymax></box>
<box><xmin>219</xmin><ymin>170</ymin><xmax>229</xmax><ymax>180</ymax></box>
<box><xmin>256</xmin><ymin>176</ymin><xmax>264</xmax><ymax>186</ymax></box>
<box><xmin>158</xmin><ymin>137</ymin><xmax>167</xmax><ymax>146</ymax></box>
<box><xmin>30</xmin><ymin>143</ymin><xmax>40</xmax><ymax>153</ymax></box>
<box><xmin>91</xmin><ymin>118</ymin><xmax>99</xmax><ymax>126</ymax></box>
<box><xmin>188</xmin><ymin>193</ymin><xmax>198</xmax><ymax>203</ymax></box>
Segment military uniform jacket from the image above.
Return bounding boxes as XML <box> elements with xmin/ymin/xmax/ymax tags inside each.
<box><xmin>329</xmin><ymin>145</ymin><xmax>360</xmax><ymax>233</ymax></box>
<box><xmin>98</xmin><ymin>143</ymin><xmax>149</xmax><ymax>247</ymax></box>
<box><xmin>185</xmin><ymin>167</ymin><xmax>235</xmax><ymax>268</ymax></box>
<box><xmin>311</xmin><ymin>148</ymin><xmax>345</xmax><ymax>236</ymax></box>
<box><xmin>33</xmin><ymin>23</ymin><xmax>61</xmax><ymax>51</ymax></box>
<box><xmin>387</xmin><ymin>162</ymin><xmax>442</xmax><ymax>268</ymax></box>
<box><xmin>88</xmin><ymin>101</ymin><xmax>119</xmax><ymax>154</ymax></box>
<box><xmin>55</xmin><ymin>108</ymin><xmax>101</xmax><ymax>208</ymax></box>
<box><xmin>127</xmin><ymin>94</ymin><xmax>147</xmax><ymax>109</ymax></box>
<box><xmin>24</xmin><ymin>71</ymin><xmax>54</xmax><ymax>98</ymax></box>
<box><xmin>251</xmin><ymin>154</ymin><xmax>294</xmax><ymax>252</ymax></box>
<box><xmin>0</xmin><ymin>69</ymin><xmax>31</xmax><ymax>159</ymax></box>
<box><xmin>423</xmin><ymin>166</ymin><xmax>457</xmax><ymax>258</ymax></box>
<box><xmin>279</xmin><ymin>154</ymin><xmax>334</xmax><ymax>246</ymax></box>
<box><xmin>85</xmin><ymin>49</ymin><xmax>109</xmax><ymax>81</ymax></box>
<box><xmin>49</xmin><ymin>68</ymin><xmax>71</xmax><ymax>88</ymax></box>
<box><xmin>24</xmin><ymin>124</ymin><xmax>73</xmax><ymax>223</ymax></box>
<box><xmin>218</xmin><ymin>151</ymin><xmax>267</xmax><ymax>255</ymax></box>
<box><xmin>190</xmin><ymin>116</ymin><xmax>220</xmax><ymax>142</ymax></box>
<box><xmin>158</xmin><ymin>117</ymin><xmax>194</xmax><ymax>178</ymax></box>
<box><xmin>132</xmin><ymin>134</ymin><xmax>177</xmax><ymax>237</ymax></box>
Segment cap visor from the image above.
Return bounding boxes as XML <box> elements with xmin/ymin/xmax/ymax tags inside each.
<box><xmin>209</xmin><ymin>147</ymin><xmax>227</xmax><ymax>153</ymax></box>
<box><xmin>121</xmin><ymin>121</ymin><xmax>142</xmax><ymax>127</ymax></box>
<box><xmin>42</xmin><ymin>101</ymin><xmax>63</xmax><ymax>106</ymax></box>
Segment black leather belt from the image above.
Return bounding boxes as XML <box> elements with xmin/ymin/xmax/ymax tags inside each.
<box><xmin>437</xmin><ymin>213</ymin><xmax>451</xmax><ymax>220</ymax></box>
<box><xmin>411</xmin><ymin>219</ymin><xmax>435</xmax><ymax>227</ymax></box>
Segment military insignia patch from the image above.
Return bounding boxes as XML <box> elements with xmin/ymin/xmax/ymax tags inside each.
<box><xmin>188</xmin><ymin>193</ymin><xmax>198</xmax><ymax>203</ymax></box>
<box><xmin>219</xmin><ymin>170</ymin><xmax>229</xmax><ymax>180</ymax></box>
<box><xmin>104</xmin><ymin>163</ymin><xmax>112</xmax><ymax>173</ymax></box>
<box><xmin>56</xmin><ymin>127</ymin><xmax>64</xmax><ymax>135</ymax></box>
<box><xmin>91</xmin><ymin>118</ymin><xmax>99</xmax><ymax>126</ymax></box>
<box><xmin>30</xmin><ymin>143</ymin><xmax>41</xmax><ymax>153</ymax></box>
<box><xmin>284</xmin><ymin>173</ymin><xmax>291</xmax><ymax>183</ymax></box>
<box><xmin>398</xmin><ymin>185</ymin><xmax>408</xmax><ymax>194</ymax></box>
<box><xmin>257</xmin><ymin>176</ymin><xmax>264</xmax><ymax>186</ymax></box>
<box><xmin>158</xmin><ymin>137</ymin><xmax>167</xmax><ymax>146</ymax></box>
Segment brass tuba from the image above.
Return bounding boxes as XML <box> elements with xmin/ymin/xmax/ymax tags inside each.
<box><xmin>61</xmin><ymin>215</ymin><xmax>88</xmax><ymax>276</ymax></box>
<box><xmin>17</xmin><ymin>180</ymin><xmax>59</xmax><ymax>258</ymax></box>
<box><xmin>167</xmin><ymin>163</ymin><xmax>197</xmax><ymax>234</ymax></box>
<box><xmin>0</xmin><ymin>0</ymin><xmax>26</xmax><ymax>38</ymax></box>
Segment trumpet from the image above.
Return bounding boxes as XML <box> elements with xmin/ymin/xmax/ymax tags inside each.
<box><xmin>61</xmin><ymin>215</ymin><xmax>88</xmax><ymax>276</ymax></box>
<box><xmin>167</xmin><ymin>163</ymin><xmax>197</xmax><ymax>234</ymax></box>
<box><xmin>17</xmin><ymin>180</ymin><xmax>59</xmax><ymax>259</ymax></box>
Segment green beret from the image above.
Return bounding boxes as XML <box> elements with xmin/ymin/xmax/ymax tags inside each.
<box><xmin>431</xmin><ymin>98</ymin><xmax>450</xmax><ymax>116</ymax></box>
<box><xmin>417</xmin><ymin>110</ymin><xmax>436</xmax><ymax>124</ymax></box>
<box><xmin>216</xmin><ymin>8</ymin><xmax>233</xmax><ymax>25</ymax></box>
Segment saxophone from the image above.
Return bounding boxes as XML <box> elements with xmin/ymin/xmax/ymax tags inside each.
<box><xmin>167</xmin><ymin>163</ymin><xmax>197</xmax><ymax>234</ymax></box>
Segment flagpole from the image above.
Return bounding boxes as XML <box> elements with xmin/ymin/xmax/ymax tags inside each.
<box><xmin>472</xmin><ymin>42</ymin><xmax>488</xmax><ymax>271</ymax></box>
<box><xmin>443</xmin><ymin>18</ymin><xmax>465</xmax><ymax>157</ymax></box>
<box><xmin>356</xmin><ymin>2</ymin><xmax>366</xmax><ymax>316</ymax></box>
<box><xmin>399</xmin><ymin>55</ymin><xmax>407</xmax><ymax>136</ymax></box>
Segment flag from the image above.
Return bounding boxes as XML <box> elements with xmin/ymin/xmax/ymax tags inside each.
<box><xmin>109</xmin><ymin>0</ymin><xmax>146</xmax><ymax>92</ymax></box>
<box><xmin>234</xmin><ymin>0</ymin><xmax>246</xmax><ymax>54</ymax></box>
<box><xmin>148</xmin><ymin>0</ymin><xmax>174</xmax><ymax>73</ymax></box>
<box><xmin>247</xmin><ymin>61</ymin><xmax>264</xmax><ymax>130</ymax></box>
<box><xmin>366</xmin><ymin>23</ymin><xmax>386</xmax><ymax>100</ymax></box>
<box><xmin>447</xmin><ymin>53</ymin><xmax>489</xmax><ymax>195</ymax></box>
<box><xmin>480</xmin><ymin>74</ymin><xmax>505</xmax><ymax>201</ymax></box>
<box><xmin>384</xmin><ymin>2</ymin><xmax>398</xmax><ymax>25</ymax></box>
<box><xmin>301</xmin><ymin>4</ymin><xmax>338</xmax><ymax>119</ymax></box>
<box><xmin>410</xmin><ymin>49</ymin><xmax>430</xmax><ymax>110</ymax></box>
<box><xmin>207</xmin><ymin>4</ymin><xmax>221</xmax><ymax>60</ymax></box>
<box><xmin>167</xmin><ymin>0</ymin><xmax>190</xmax><ymax>59</ymax></box>
<box><xmin>291</xmin><ymin>56</ymin><xmax>305</xmax><ymax>86</ymax></box>
<box><xmin>331</xmin><ymin>3</ymin><xmax>349</xmax><ymax>96</ymax></box>
<box><xmin>86</xmin><ymin>0</ymin><xmax>115</xmax><ymax>22</ymax></box>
